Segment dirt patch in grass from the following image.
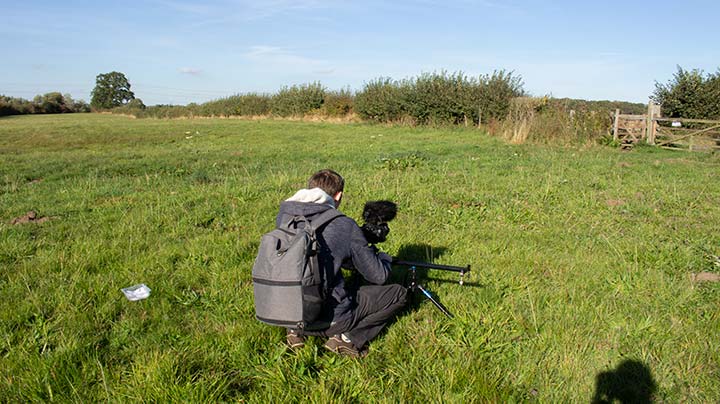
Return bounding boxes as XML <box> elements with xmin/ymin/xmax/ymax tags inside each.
<box><xmin>10</xmin><ymin>211</ymin><xmax>50</xmax><ymax>225</ymax></box>
<box><xmin>606</xmin><ymin>199</ymin><xmax>626</xmax><ymax>207</ymax></box>
<box><xmin>690</xmin><ymin>272</ymin><xmax>720</xmax><ymax>283</ymax></box>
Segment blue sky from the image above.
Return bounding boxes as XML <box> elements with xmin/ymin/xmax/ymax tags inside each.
<box><xmin>2</xmin><ymin>0</ymin><xmax>719</xmax><ymax>105</ymax></box>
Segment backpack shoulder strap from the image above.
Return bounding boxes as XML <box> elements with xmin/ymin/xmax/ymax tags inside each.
<box><xmin>308</xmin><ymin>209</ymin><xmax>344</xmax><ymax>231</ymax></box>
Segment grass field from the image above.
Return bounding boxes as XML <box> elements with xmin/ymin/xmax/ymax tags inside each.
<box><xmin>1</xmin><ymin>114</ymin><xmax>719</xmax><ymax>402</ymax></box>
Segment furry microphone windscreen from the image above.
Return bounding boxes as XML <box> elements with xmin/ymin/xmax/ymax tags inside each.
<box><xmin>362</xmin><ymin>201</ymin><xmax>397</xmax><ymax>225</ymax></box>
<box><xmin>361</xmin><ymin>201</ymin><xmax>397</xmax><ymax>244</ymax></box>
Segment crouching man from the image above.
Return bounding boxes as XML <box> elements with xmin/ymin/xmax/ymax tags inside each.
<box><xmin>280</xmin><ymin>169</ymin><xmax>406</xmax><ymax>358</ymax></box>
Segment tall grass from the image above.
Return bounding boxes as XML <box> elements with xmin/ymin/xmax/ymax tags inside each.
<box><xmin>1</xmin><ymin>114</ymin><xmax>719</xmax><ymax>401</ymax></box>
<box><xmin>494</xmin><ymin>97</ymin><xmax>644</xmax><ymax>145</ymax></box>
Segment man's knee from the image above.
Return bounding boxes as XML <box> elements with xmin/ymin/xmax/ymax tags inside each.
<box><xmin>388</xmin><ymin>283</ymin><xmax>408</xmax><ymax>306</ymax></box>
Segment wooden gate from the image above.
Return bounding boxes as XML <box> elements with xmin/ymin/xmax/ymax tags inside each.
<box><xmin>613</xmin><ymin>103</ymin><xmax>720</xmax><ymax>151</ymax></box>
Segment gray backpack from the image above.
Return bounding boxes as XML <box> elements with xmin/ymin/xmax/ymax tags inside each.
<box><xmin>252</xmin><ymin>209</ymin><xmax>343</xmax><ymax>330</ymax></box>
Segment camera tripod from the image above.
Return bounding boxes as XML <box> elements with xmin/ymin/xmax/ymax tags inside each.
<box><xmin>393</xmin><ymin>259</ymin><xmax>471</xmax><ymax>319</ymax></box>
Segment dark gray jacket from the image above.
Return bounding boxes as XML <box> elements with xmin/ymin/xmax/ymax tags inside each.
<box><xmin>275</xmin><ymin>201</ymin><xmax>392</xmax><ymax>325</ymax></box>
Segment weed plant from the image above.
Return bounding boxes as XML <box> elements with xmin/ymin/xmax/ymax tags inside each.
<box><xmin>2</xmin><ymin>114</ymin><xmax>718</xmax><ymax>401</ymax></box>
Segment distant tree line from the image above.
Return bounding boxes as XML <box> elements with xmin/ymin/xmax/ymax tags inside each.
<box><xmin>1</xmin><ymin>72</ymin><xmax>140</xmax><ymax>117</ymax></box>
<box><xmin>8</xmin><ymin>67</ymin><xmax>716</xmax><ymax>146</ymax></box>
<box><xmin>116</xmin><ymin>71</ymin><xmax>526</xmax><ymax>125</ymax></box>
<box><xmin>0</xmin><ymin>93</ymin><xmax>90</xmax><ymax>116</ymax></box>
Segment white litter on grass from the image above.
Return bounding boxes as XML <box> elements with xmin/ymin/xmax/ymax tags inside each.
<box><xmin>121</xmin><ymin>284</ymin><xmax>151</xmax><ymax>301</ymax></box>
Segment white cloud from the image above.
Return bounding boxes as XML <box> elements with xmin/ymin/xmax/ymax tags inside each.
<box><xmin>313</xmin><ymin>68</ymin><xmax>336</xmax><ymax>75</ymax></box>
<box><xmin>179</xmin><ymin>67</ymin><xmax>203</xmax><ymax>75</ymax></box>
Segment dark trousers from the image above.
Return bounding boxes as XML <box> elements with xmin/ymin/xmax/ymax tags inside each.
<box><xmin>343</xmin><ymin>284</ymin><xmax>407</xmax><ymax>348</ymax></box>
<box><xmin>302</xmin><ymin>284</ymin><xmax>407</xmax><ymax>348</ymax></box>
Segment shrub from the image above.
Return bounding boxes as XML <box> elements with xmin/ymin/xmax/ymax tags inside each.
<box><xmin>0</xmin><ymin>95</ymin><xmax>34</xmax><ymax>116</ymax></box>
<box><xmin>0</xmin><ymin>98</ymin><xmax>16</xmax><ymax>116</ymax></box>
<box><xmin>72</xmin><ymin>99</ymin><xmax>91</xmax><ymax>113</ymax></box>
<box><xmin>126</xmin><ymin>98</ymin><xmax>146</xmax><ymax>110</ymax></box>
<box><xmin>406</xmin><ymin>72</ymin><xmax>472</xmax><ymax>125</ymax></box>
<box><xmin>140</xmin><ymin>105</ymin><xmax>189</xmax><ymax>119</ymax></box>
<box><xmin>652</xmin><ymin>66</ymin><xmax>720</xmax><ymax>119</ymax></box>
<box><xmin>111</xmin><ymin>98</ymin><xmax>147</xmax><ymax>116</ymax></box>
<box><xmin>235</xmin><ymin>93</ymin><xmax>272</xmax><ymax>116</ymax></box>
<box><xmin>552</xmin><ymin>98</ymin><xmax>645</xmax><ymax>115</ymax></box>
<box><xmin>355</xmin><ymin>77</ymin><xmax>409</xmax><ymax>123</ymax></box>
<box><xmin>478</xmin><ymin>70</ymin><xmax>525</xmax><ymax>122</ymax></box>
<box><xmin>194</xmin><ymin>94</ymin><xmax>270</xmax><ymax>117</ymax></box>
<box><xmin>33</xmin><ymin>92</ymin><xmax>73</xmax><ymax>114</ymax></box>
<box><xmin>1</xmin><ymin>93</ymin><xmax>89</xmax><ymax>116</ymax></box>
<box><xmin>271</xmin><ymin>82</ymin><xmax>325</xmax><ymax>117</ymax></box>
<box><xmin>322</xmin><ymin>88</ymin><xmax>355</xmax><ymax>117</ymax></box>
<box><xmin>355</xmin><ymin>71</ymin><xmax>524</xmax><ymax>126</ymax></box>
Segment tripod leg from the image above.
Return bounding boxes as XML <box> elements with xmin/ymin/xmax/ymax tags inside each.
<box><xmin>416</xmin><ymin>284</ymin><xmax>454</xmax><ymax>318</ymax></box>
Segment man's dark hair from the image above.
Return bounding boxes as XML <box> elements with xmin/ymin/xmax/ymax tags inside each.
<box><xmin>308</xmin><ymin>169</ymin><xmax>345</xmax><ymax>196</ymax></box>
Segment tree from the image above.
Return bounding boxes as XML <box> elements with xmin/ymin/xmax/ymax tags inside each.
<box><xmin>652</xmin><ymin>66</ymin><xmax>720</xmax><ymax>119</ymax></box>
<box><xmin>90</xmin><ymin>71</ymin><xmax>135</xmax><ymax>110</ymax></box>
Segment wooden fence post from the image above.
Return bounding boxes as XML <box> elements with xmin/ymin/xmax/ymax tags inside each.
<box><xmin>477</xmin><ymin>107</ymin><xmax>482</xmax><ymax>128</ymax></box>
<box><xmin>613</xmin><ymin>109</ymin><xmax>620</xmax><ymax>141</ymax></box>
<box><xmin>651</xmin><ymin>105</ymin><xmax>658</xmax><ymax>145</ymax></box>
<box><xmin>646</xmin><ymin>102</ymin><xmax>656</xmax><ymax>145</ymax></box>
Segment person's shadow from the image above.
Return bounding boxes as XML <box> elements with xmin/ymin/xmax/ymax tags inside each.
<box><xmin>592</xmin><ymin>359</ymin><xmax>657</xmax><ymax>403</ymax></box>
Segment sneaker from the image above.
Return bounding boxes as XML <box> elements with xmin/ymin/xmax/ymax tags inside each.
<box><xmin>324</xmin><ymin>335</ymin><xmax>368</xmax><ymax>358</ymax></box>
<box><xmin>286</xmin><ymin>329</ymin><xmax>305</xmax><ymax>350</ymax></box>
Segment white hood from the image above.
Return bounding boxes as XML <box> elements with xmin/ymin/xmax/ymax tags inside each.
<box><xmin>285</xmin><ymin>187</ymin><xmax>336</xmax><ymax>209</ymax></box>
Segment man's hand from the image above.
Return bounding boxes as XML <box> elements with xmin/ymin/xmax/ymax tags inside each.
<box><xmin>378</xmin><ymin>251</ymin><xmax>392</xmax><ymax>264</ymax></box>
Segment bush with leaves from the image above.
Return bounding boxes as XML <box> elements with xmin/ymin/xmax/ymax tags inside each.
<box><xmin>355</xmin><ymin>71</ymin><xmax>524</xmax><ymax>125</ymax></box>
<box><xmin>652</xmin><ymin>66</ymin><xmax>720</xmax><ymax>119</ymax></box>
<box><xmin>322</xmin><ymin>88</ymin><xmax>355</xmax><ymax>117</ymax></box>
<box><xmin>354</xmin><ymin>77</ymin><xmax>409</xmax><ymax>123</ymax></box>
<box><xmin>235</xmin><ymin>93</ymin><xmax>272</xmax><ymax>116</ymax></box>
<box><xmin>0</xmin><ymin>93</ymin><xmax>89</xmax><ymax>116</ymax></box>
<box><xmin>0</xmin><ymin>96</ymin><xmax>32</xmax><ymax>116</ymax></box>
<box><xmin>271</xmin><ymin>82</ymin><xmax>325</xmax><ymax>117</ymax></box>
<box><xmin>478</xmin><ymin>70</ymin><xmax>525</xmax><ymax>122</ymax></box>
